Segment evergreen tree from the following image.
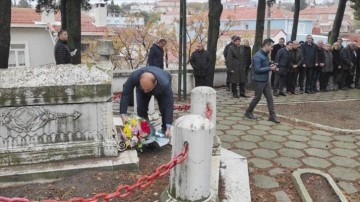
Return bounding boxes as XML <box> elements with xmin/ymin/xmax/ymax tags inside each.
<box><xmin>350</xmin><ymin>0</ymin><xmax>360</xmax><ymax>20</ymax></box>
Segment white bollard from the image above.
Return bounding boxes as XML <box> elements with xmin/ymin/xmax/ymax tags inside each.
<box><xmin>190</xmin><ymin>87</ymin><xmax>220</xmax><ymax>156</ymax></box>
<box><xmin>160</xmin><ymin>114</ymin><xmax>215</xmax><ymax>202</ymax></box>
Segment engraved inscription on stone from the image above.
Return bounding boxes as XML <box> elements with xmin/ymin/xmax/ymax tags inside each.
<box><xmin>0</xmin><ymin>106</ymin><xmax>81</xmax><ymax>133</ymax></box>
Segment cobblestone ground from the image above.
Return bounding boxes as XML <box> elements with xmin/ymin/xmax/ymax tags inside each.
<box><xmin>113</xmin><ymin>88</ymin><xmax>360</xmax><ymax>201</ymax></box>
<box><xmin>212</xmin><ymin>88</ymin><xmax>360</xmax><ymax>201</ymax></box>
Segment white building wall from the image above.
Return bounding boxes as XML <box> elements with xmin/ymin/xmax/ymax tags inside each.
<box><xmin>10</xmin><ymin>27</ymin><xmax>55</xmax><ymax>67</ymax></box>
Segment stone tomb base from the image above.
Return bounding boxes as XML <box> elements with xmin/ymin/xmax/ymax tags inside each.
<box><xmin>0</xmin><ymin>65</ymin><xmax>118</xmax><ymax>167</ymax></box>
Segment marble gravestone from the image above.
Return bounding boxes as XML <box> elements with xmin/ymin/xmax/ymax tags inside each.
<box><xmin>0</xmin><ymin>64</ymin><xmax>118</xmax><ymax>167</ymax></box>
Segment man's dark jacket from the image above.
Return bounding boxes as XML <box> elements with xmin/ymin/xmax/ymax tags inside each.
<box><xmin>223</xmin><ymin>42</ymin><xmax>234</xmax><ymax>59</ymax></box>
<box><xmin>271</xmin><ymin>43</ymin><xmax>285</xmax><ymax>61</ymax></box>
<box><xmin>341</xmin><ymin>46</ymin><xmax>354</xmax><ymax>71</ymax></box>
<box><xmin>316</xmin><ymin>47</ymin><xmax>325</xmax><ymax>64</ymax></box>
<box><xmin>54</xmin><ymin>39</ymin><xmax>71</xmax><ymax>64</ymax></box>
<box><xmin>301</xmin><ymin>42</ymin><xmax>318</xmax><ymax>67</ymax></box>
<box><xmin>189</xmin><ymin>49</ymin><xmax>210</xmax><ymax>76</ymax></box>
<box><xmin>147</xmin><ymin>44</ymin><xmax>164</xmax><ymax>69</ymax></box>
<box><xmin>244</xmin><ymin>46</ymin><xmax>252</xmax><ymax>68</ymax></box>
<box><xmin>275</xmin><ymin>47</ymin><xmax>291</xmax><ymax>68</ymax></box>
<box><xmin>120</xmin><ymin>66</ymin><xmax>174</xmax><ymax>125</ymax></box>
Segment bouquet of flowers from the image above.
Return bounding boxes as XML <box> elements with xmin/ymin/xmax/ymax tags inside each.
<box><xmin>120</xmin><ymin>114</ymin><xmax>152</xmax><ymax>151</ymax></box>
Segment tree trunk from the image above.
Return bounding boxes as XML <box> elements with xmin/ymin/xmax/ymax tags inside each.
<box><xmin>291</xmin><ymin>0</ymin><xmax>300</xmax><ymax>41</ymax></box>
<box><xmin>0</xmin><ymin>0</ymin><xmax>11</xmax><ymax>69</ymax></box>
<box><xmin>207</xmin><ymin>0</ymin><xmax>223</xmax><ymax>87</ymax></box>
<box><xmin>329</xmin><ymin>0</ymin><xmax>347</xmax><ymax>44</ymax></box>
<box><xmin>66</xmin><ymin>0</ymin><xmax>81</xmax><ymax>64</ymax></box>
<box><xmin>61</xmin><ymin>0</ymin><xmax>67</xmax><ymax>29</ymax></box>
<box><xmin>252</xmin><ymin>0</ymin><xmax>266</xmax><ymax>55</ymax></box>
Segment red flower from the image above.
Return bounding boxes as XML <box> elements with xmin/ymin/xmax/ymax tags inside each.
<box><xmin>140</xmin><ymin>120</ymin><xmax>151</xmax><ymax>134</ymax></box>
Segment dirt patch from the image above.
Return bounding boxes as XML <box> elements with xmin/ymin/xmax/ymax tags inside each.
<box><xmin>0</xmin><ymin>146</ymin><xmax>173</xmax><ymax>202</ymax></box>
<box><xmin>301</xmin><ymin>173</ymin><xmax>340</xmax><ymax>202</ymax></box>
<box><xmin>258</xmin><ymin>100</ymin><xmax>360</xmax><ymax>130</ymax></box>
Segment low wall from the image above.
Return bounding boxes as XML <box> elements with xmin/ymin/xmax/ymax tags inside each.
<box><xmin>0</xmin><ymin>64</ymin><xmax>118</xmax><ymax>167</ymax></box>
<box><xmin>112</xmin><ymin>67</ymin><xmax>227</xmax><ymax>94</ymax></box>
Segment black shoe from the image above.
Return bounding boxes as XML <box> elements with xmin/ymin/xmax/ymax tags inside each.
<box><xmin>244</xmin><ymin>112</ymin><xmax>257</xmax><ymax>120</ymax></box>
<box><xmin>299</xmin><ymin>90</ymin><xmax>304</xmax><ymax>94</ymax></box>
<box><xmin>279</xmin><ymin>92</ymin><xmax>287</xmax><ymax>96</ymax></box>
<box><xmin>273</xmin><ymin>92</ymin><xmax>279</xmax><ymax>97</ymax></box>
<box><xmin>240</xmin><ymin>94</ymin><xmax>250</xmax><ymax>98</ymax></box>
<box><xmin>305</xmin><ymin>90</ymin><xmax>311</xmax><ymax>94</ymax></box>
<box><xmin>268</xmin><ymin>116</ymin><xmax>280</xmax><ymax>123</ymax></box>
<box><xmin>233</xmin><ymin>94</ymin><xmax>240</xmax><ymax>98</ymax></box>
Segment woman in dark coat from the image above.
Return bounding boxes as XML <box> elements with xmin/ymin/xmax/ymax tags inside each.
<box><xmin>226</xmin><ymin>37</ymin><xmax>247</xmax><ymax>98</ymax></box>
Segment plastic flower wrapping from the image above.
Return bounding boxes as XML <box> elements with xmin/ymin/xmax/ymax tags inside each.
<box><xmin>121</xmin><ymin>114</ymin><xmax>151</xmax><ymax>151</ymax></box>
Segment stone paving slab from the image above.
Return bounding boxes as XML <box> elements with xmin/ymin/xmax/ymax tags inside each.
<box><xmin>208</xmin><ymin>88</ymin><xmax>360</xmax><ymax>200</ymax></box>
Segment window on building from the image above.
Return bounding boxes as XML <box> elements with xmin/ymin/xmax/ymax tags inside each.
<box><xmin>328</xmin><ymin>14</ymin><xmax>335</xmax><ymax>20</ymax></box>
<box><xmin>8</xmin><ymin>43</ymin><xmax>29</xmax><ymax>68</ymax></box>
<box><xmin>245</xmin><ymin>24</ymin><xmax>249</xmax><ymax>30</ymax></box>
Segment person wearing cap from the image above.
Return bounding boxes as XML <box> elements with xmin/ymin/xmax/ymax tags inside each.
<box><xmin>223</xmin><ymin>35</ymin><xmax>238</xmax><ymax>91</ymax></box>
<box><xmin>120</xmin><ymin>66</ymin><xmax>174</xmax><ymax>136</ymax></box>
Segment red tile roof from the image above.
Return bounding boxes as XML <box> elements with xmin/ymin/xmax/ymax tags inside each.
<box><xmin>11</xmin><ymin>7</ymin><xmax>106</xmax><ymax>33</ymax></box>
<box><xmin>11</xmin><ymin>7</ymin><xmax>41</xmax><ymax>24</ymax></box>
<box><xmin>220</xmin><ymin>29</ymin><xmax>286</xmax><ymax>38</ymax></box>
<box><xmin>221</xmin><ymin>7</ymin><xmax>293</xmax><ymax>20</ymax></box>
<box><xmin>300</xmin><ymin>4</ymin><xmax>338</xmax><ymax>15</ymax></box>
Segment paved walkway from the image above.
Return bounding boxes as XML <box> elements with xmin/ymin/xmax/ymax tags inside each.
<box><xmin>113</xmin><ymin>88</ymin><xmax>360</xmax><ymax>201</ymax></box>
<box><xmin>212</xmin><ymin>88</ymin><xmax>360</xmax><ymax>201</ymax></box>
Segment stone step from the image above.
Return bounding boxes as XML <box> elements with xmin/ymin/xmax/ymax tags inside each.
<box><xmin>0</xmin><ymin>150</ymin><xmax>138</xmax><ymax>188</ymax></box>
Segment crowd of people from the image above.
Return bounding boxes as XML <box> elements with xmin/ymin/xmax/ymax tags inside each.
<box><xmin>223</xmin><ymin>34</ymin><xmax>360</xmax><ymax>99</ymax></box>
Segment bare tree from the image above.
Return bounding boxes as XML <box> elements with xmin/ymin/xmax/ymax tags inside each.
<box><xmin>291</xmin><ymin>0</ymin><xmax>300</xmax><ymax>41</ymax></box>
<box><xmin>253</xmin><ymin>0</ymin><xmax>266</xmax><ymax>55</ymax></box>
<box><xmin>329</xmin><ymin>0</ymin><xmax>347</xmax><ymax>44</ymax></box>
<box><xmin>0</xmin><ymin>0</ymin><xmax>11</xmax><ymax>69</ymax></box>
<box><xmin>207</xmin><ymin>0</ymin><xmax>223</xmax><ymax>87</ymax></box>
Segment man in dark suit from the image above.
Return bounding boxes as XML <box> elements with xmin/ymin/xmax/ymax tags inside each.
<box><xmin>120</xmin><ymin>66</ymin><xmax>174</xmax><ymax>136</ymax></box>
<box><xmin>274</xmin><ymin>41</ymin><xmax>293</xmax><ymax>96</ymax></box>
<box><xmin>223</xmin><ymin>35</ymin><xmax>238</xmax><ymax>91</ymax></box>
<box><xmin>190</xmin><ymin>43</ymin><xmax>211</xmax><ymax>87</ymax></box>
<box><xmin>341</xmin><ymin>42</ymin><xmax>357</xmax><ymax>89</ymax></box>
<box><xmin>54</xmin><ymin>29</ymin><xmax>76</xmax><ymax>64</ymax></box>
<box><xmin>270</xmin><ymin>37</ymin><xmax>285</xmax><ymax>88</ymax></box>
<box><xmin>355</xmin><ymin>41</ymin><xmax>360</xmax><ymax>89</ymax></box>
<box><xmin>301</xmin><ymin>35</ymin><xmax>318</xmax><ymax>94</ymax></box>
<box><xmin>147</xmin><ymin>39</ymin><xmax>167</xmax><ymax>69</ymax></box>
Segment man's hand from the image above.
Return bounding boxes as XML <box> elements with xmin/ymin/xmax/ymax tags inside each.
<box><xmin>230</xmin><ymin>70</ymin><xmax>234</xmax><ymax>74</ymax></box>
<box><xmin>293</xmin><ymin>65</ymin><xmax>297</xmax><ymax>68</ymax></box>
<box><xmin>270</xmin><ymin>64</ymin><xmax>277</xmax><ymax>71</ymax></box>
<box><xmin>121</xmin><ymin>114</ymin><xmax>128</xmax><ymax>123</ymax></box>
<box><xmin>303</xmin><ymin>64</ymin><xmax>306</xmax><ymax>67</ymax></box>
<box><xmin>320</xmin><ymin>63</ymin><xmax>324</xmax><ymax>67</ymax></box>
<box><xmin>315</xmin><ymin>63</ymin><xmax>318</xmax><ymax>67</ymax></box>
<box><xmin>165</xmin><ymin>128</ymin><xmax>171</xmax><ymax>137</ymax></box>
<box><xmin>338</xmin><ymin>66</ymin><xmax>341</xmax><ymax>69</ymax></box>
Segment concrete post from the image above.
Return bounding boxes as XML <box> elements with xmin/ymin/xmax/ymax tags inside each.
<box><xmin>96</xmin><ymin>39</ymin><xmax>114</xmax><ymax>66</ymax></box>
<box><xmin>190</xmin><ymin>87</ymin><xmax>220</xmax><ymax>156</ymax></box>
<box><xmin>160</xmin><ymin>114</ymin><xmax>216</xmax><ymax>202</ymax></box>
